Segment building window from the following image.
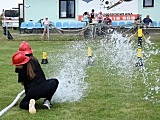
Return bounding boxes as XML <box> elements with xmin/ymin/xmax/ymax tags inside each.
<box><xmin>143</xmin><ymin>0</ymin><xmax>154</xmax><ymax>7</ymax></box>
<box><xmin>59</xmin><ymin>0</ymin><xmax>75</xmax><ymax>18</ymax></box>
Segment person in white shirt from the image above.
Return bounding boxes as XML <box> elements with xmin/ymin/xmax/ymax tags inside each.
<box><xmin>98</xmin><ymin>11</ymin><xmax>103</xmax><ymax>23</ymax></box>
<box><xmin>42</xmin><ymin>16</ymin><xmax>51</xmax><ymax>38</ymax></box>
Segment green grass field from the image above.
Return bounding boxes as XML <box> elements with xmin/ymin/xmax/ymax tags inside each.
<box><xmin>1</xmin><ymin>28</ymin><xmax>160</xmax><ymax>120</ymax></box>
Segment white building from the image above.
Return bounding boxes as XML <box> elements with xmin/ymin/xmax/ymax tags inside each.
<box><xmin>16</xmin><ymin>0</ymin><xmax>160</xmax><ymax>25</ymax></box>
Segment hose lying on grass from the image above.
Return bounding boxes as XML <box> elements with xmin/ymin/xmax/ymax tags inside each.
<box><xmin>0</xmin><ymin>90</ymin><xmax>25</xmax><ymax>117</ymax></box>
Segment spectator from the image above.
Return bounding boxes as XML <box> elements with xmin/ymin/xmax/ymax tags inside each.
<box><xmin>89</xmin><ymin>9</ymin><xmax>95</xmax><ymax>23</ymax></box>
<box><xmin>42</xmin><ymin>16</ymin><xmax>51</xmax><ymax>38</ymax></box>
<box><xmin>103</xmin><ymin>14</ymin><xmax>112</xmax><ymax>25</ymax></box>
<box><xmin>143</xmin><ymin>15</ymin><xmax>153</xmax><ymax>28</ymax></box>
<box><xmin>134</xmin><ymin>14</ymin><xmax>142</xmax><ymax>24</ymax></box>
<box><xmin>83</xmin><ymin>12</ymin><xmax>91</xmax><ymax>26</ymax></box>
<box><xmin>97</xmin><ymin>11</ymin><xmax>103</xmax><ymax>23</ymax></box>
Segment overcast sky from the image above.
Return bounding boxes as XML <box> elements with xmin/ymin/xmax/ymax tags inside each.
<box><xmin>0</xmin><ymin>0</ymin><xmax>22</xmax><ymax>12</ymax></box>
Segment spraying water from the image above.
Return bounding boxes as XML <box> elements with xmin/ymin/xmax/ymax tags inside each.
<box><xmin>96</xmin><ymin>31</ymin><xmax>160</xmax><ymax>104</ymax></box>
<box><xmin>93</xmin><ymin>31</ymin><xmax>137</xmax><ymax>92</ymax></box>
<box><xmin>47</xmin><ymin>41</ymin><xmax>88</xmax><ymax>103</ymax></box>
<box><xmin>95</xmin><ymin>31</ymin><xmax>160</xmax><ymax>104</ymax></box>
<box><xmin>46</xmin><ymin>31</ymin><xmax>160</xmax><ymax>104</ymax></box>
<box><xmin>141</xmin><ymin>37</ymin><xmax>160</xmax><ymax>104</ymax></box>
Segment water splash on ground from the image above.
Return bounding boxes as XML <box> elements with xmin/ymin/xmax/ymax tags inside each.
<box><xmin>47</xmin><ymin>42</ymin><xmax>88</xmax><ymax>103</ymax></box>
<box><xmin>46</xmin><ymin>31</ymin><xmax>160</xmax><ymax>104</ymax></box>
<box><xmin>140</xmin><ymin>38</ymin><xmax>160</xmax><ymax>104</ymax></box>
<box><xmin>95</xmin><ymin>31</ymin><xmax>160</xmax><ymax>104</ymax></box>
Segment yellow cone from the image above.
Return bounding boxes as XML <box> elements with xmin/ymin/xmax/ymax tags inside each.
<box><xmin>137</xmin><ymin>48</ymin><xmax>142</xmax><ymax>58</ymax></box>
<box><xmin>41</xmin><ymin>52</ymin><xmax>48</xmax><ymax>64</ymax></box>
<box><xmin>88</xmin><ymin>47</ymin><xmax>92</xmax><ymax>57</ymax></box>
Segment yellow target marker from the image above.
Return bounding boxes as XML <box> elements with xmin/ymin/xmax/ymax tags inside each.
<box><xmin>137</xmin><ymin>48</ymin><xmax>142</xmax><ymax>58</ymax></box>
<box><xmin>41</xmin><ymin>52</ymin><xmax>48</xmax><ymax>64</ymax></box>
<box><xmin>88</xmin><ymin>47</ymin><xmax>92</xmax><ymax>57</ymax></box>
<box><xmin>87</xmin><ymin>47</ymin><xmax>93</xmax><ymax>65</ymax></box>
<box><xmin>138</xmin><ymin>28</ymin><xmax>142</xmax><ymax>37</ymax></box>
<box><xmin>136</xmin><ymin>28</ymin><xmax>143</xmax><ymax>67</ymax></box>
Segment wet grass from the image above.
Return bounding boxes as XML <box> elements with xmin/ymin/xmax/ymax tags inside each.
<box><xmin>1</xmin><ymin>29</ymin><xmax>160</xmax><ymax>120</ymax></box>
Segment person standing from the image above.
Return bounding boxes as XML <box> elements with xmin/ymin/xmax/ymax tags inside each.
<box><xmin>42</xmin><ymin>16</ymin><xmax>51</xmax><ymax>38</ymax></box>
<box><xmin>89</xmin><ymin>9</ymin><xmax>95</xmax><ymax>23</ymax></box>
<box><xmin>97</xmin><ymin>11</ymin><xmax>103</xmax><ymax>23</ymax></box>
<box><xmin>83</xmin><ymin>12</ymin><xmax>91</xmax><ymax>26</ymax></box>
<box><xmin>134</xmin><ymin>14</ymin><xmax>142</xmax><ymax>24</ymax></box>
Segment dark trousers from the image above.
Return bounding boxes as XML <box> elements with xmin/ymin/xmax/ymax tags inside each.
<box><xmin>19</xmin><ymin>79</ymin><xmax>59</xmax><ymax>110</ymax></box>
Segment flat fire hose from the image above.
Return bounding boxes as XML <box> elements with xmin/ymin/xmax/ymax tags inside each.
<box><xmin>0</xmin><ymin>90</ymin><xmax>25</xmax><ymax>117</ymax></box>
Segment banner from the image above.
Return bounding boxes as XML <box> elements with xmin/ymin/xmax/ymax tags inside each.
<box><xmin>78</xmin><ymin>0</ymin><xmax>138</xmax><ymax>17</ymax></box>
<box><xmin>78</xmin><ymin>14</ymin><xmax>138</xmax><ymax>21</ymax></box>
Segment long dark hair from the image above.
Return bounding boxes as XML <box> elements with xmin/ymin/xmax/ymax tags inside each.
<box><xmin>26</xmin><ymin>53</ymin><xmax>38</xmax><ymax>80</ymax></box>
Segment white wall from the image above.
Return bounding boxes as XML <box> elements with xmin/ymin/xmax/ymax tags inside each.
<box><xmin>24</xmin><ymin>0</ymin><xmax>78</xmax><ymax>23</ymax></box>
<box><xmin>24</xmin><ymin>0</ymin><xmax>57</xmax><ymax>22</ymax></box>
<box><xmin>138</xmin><ymin>0</ymin><xmax>160</xmax><ymax>23</ymax></box>
<box><xmin>23</xmin><ymin>0</ymin><xmax>160</xmax><ymax>24</ymax></box>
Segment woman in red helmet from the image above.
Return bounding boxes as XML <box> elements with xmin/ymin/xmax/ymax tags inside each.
<box><xmin>12</xmin><ymin>41</ymin><xmax>59</xmax><ymax>114</ymax></box>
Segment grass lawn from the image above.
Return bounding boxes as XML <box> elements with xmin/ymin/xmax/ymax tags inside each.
<box><xmin>0</xmin><ymin>28</ymin><xmax>160</xmax><ymax>120</ymax></box>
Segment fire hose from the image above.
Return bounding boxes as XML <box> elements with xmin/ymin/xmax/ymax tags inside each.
<box><xmin>0</xmin><ymin>90</ymin><xmax>25</xmax><ymax>117</ymax></box>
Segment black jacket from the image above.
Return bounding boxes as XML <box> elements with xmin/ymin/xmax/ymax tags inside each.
<box><xmin>15</xmin><ymin>58</ymin><xmax>50</xmax><ymax>97</ymax></box>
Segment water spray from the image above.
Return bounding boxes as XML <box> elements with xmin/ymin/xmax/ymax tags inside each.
<box><xmin>135</xmin><ymin>28</ymin><xmax>143</xmax><ymax>67</ymax></box>
<box><xmin>0</xmin><ymin>90</ymin><xmax>25</xmax><ymax>117</ymax></box>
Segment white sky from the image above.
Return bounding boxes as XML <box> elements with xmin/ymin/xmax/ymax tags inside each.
<box><xmin>0</xmin><ymin>0</ymin><xmax>22</xmax><ymax>12</ymax></box>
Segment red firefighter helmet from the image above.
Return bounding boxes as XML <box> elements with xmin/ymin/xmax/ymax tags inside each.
<box><xmin>19</xmin><ymin>41</ymin><xmax>33</xmax><ymax>54</ymax></box>
<box><xmin>12</xmin><ymin>51</ymin><xmax>30</xmax><ymax>66</ymax></box>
